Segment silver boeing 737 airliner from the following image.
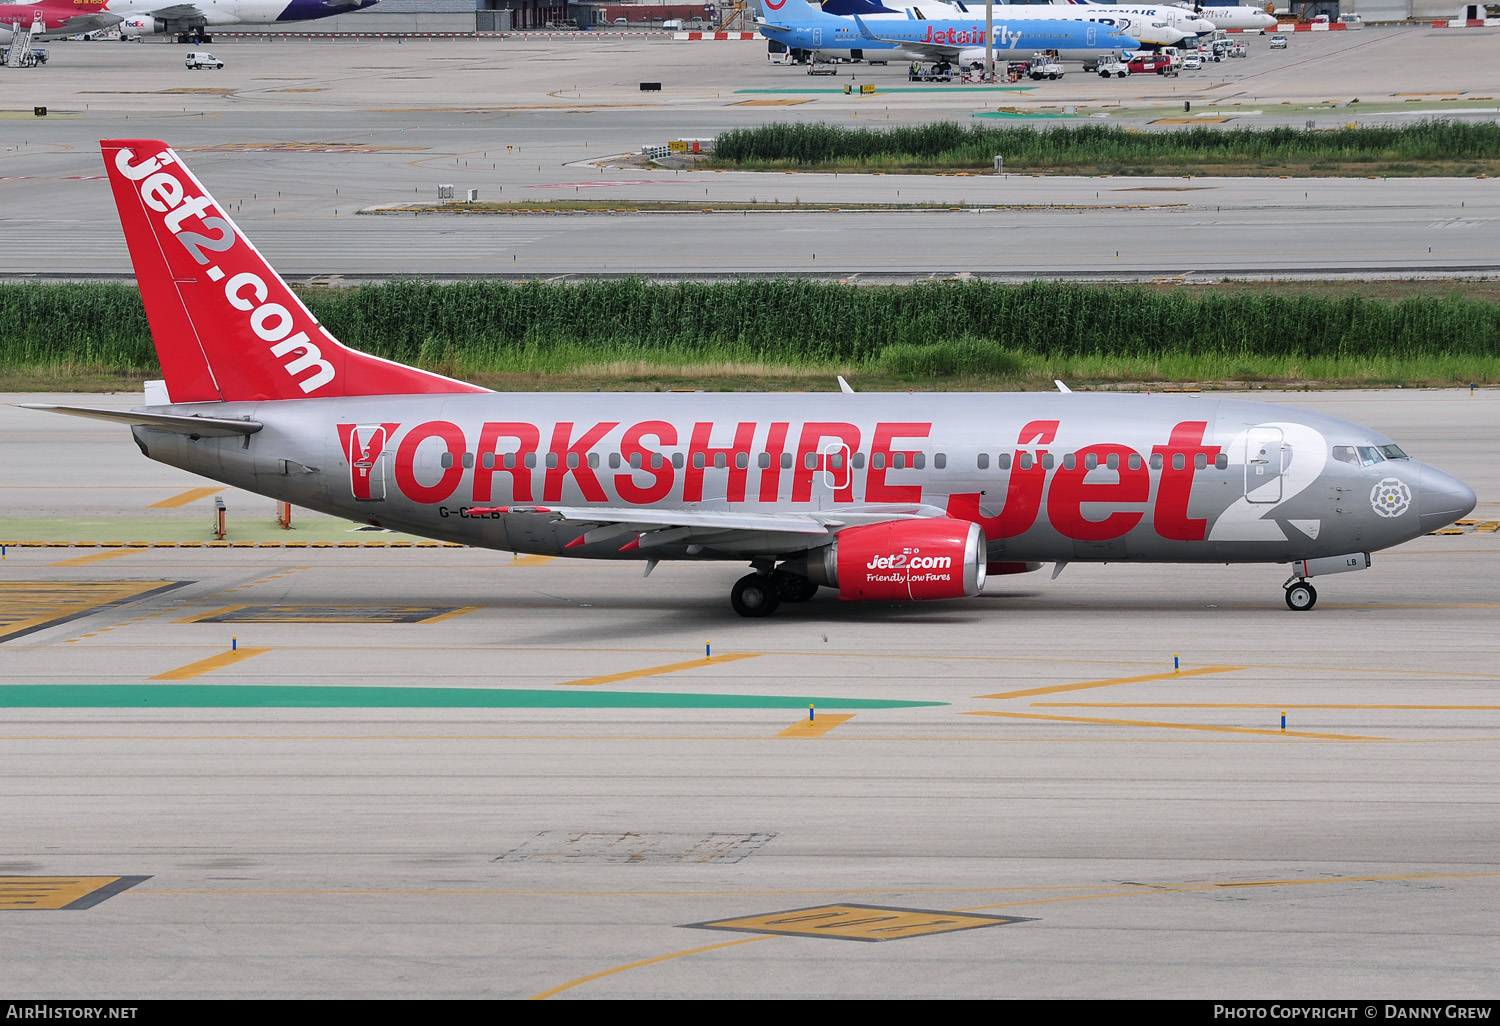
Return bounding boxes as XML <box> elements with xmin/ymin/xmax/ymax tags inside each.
<box><xmin>26</xmin><ymin>140</ymin><xmax>1477</xmax><ymax>616</ymax></box>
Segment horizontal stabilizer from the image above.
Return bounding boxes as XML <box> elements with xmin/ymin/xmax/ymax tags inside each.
<box><xmin>19</xmin><ymin>404</ymin><xmax>263</xmax><ymax>437</ymax></box>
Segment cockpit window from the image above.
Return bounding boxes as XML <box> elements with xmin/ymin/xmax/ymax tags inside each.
<box><xmin>1332</xmin><ymin>445</ymin><xmax>1359</xmax><ymax>465</ymax></box>
<box><xmin>1357</xmin><ymin>446</ymin><xmax>1384</xmax><ymax>466</ymax></box>
<box><xmin>1377</xmin><ymin>444</ymin><xmax>1409</xmax><ymax>460</ymax></box>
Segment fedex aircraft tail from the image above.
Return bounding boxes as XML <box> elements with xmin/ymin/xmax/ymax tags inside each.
<box><xmin>101</xmin><ymin>139</ymin><xmax>486</xmax><ymax>405</ymax></box>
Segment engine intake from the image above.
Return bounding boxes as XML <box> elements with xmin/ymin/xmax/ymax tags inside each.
<box><xmin>808</xmin><ymin>518</ymin><xmax>986</xmax><ymax>602</ymax></box>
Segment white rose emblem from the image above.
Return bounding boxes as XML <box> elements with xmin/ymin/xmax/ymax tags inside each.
<box><xmin>1370</xmin><ymin>477</ymin><xmax>1412</xmax><ymax>518</ymax></box>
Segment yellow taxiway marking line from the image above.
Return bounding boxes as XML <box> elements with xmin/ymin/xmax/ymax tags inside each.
<box><xmin>776</xmin><ymin>713</ymin><xmax>854</xmax><ymax>738</ymax></box>
<box><xmin>980</xmin><ymin>666</ymin><xmax>1247</xmax><ymax>701</ymax></box>
<box><xmin>530</xmin><ymin>936</ymin><xmax>771</xmax><ymax>1000</ymax></box>
<box><xmin>965</xmin><ymin>709</ymin><xmax>1384</xmax><ymax>741</ymax></box>
<box><xmin>172</xmin><ymin>605</ymin><xmax>249</xmax><ymax>624</ymax></box>
<box><xmin>510</xmin><ymin>555</ymin><xmax>556</xmax><ymax>567</ymax></box>
<box><xmin>46</xmin><ymin>550</ymin><xmax>141</xmax><ymax>567</ymax></box>
<box><xmin>146</xmin><ymin>487</ymin><xmax>221</xmax><ymax>509</ymax></box>
<box><xmin>150</xmin><ymin>648</ymin><xmax>271</xmax><ymax>680</ymax></box>
<box><xmin>1034</xmin><ymin>702</ymin><xmax>1500</xmax><ymax>711</ymax></box>
<box><xmin>555</xmin><ymin>652</ymin><xmax>759</xmax><ymax>687</ymax></box>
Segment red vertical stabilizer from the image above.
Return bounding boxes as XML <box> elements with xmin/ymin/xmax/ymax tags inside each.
<box><xmin>101</xmin><ymin>139</ymin><xmax>488</xmax><ymax>403</ymax></box>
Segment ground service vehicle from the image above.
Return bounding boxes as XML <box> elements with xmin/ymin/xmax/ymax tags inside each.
<box><xmin>27</xmin><ymin>139</ymin><xmax>1477</xmax><ymax>618</ymax></box>
<box><xmin>184</xmin><ymin>50</ymin><xmax>221</xmax><ymax>68</ymax></box>
<box><xmin>1028</xmin><ymin>55</ymin><xmax>1064</xmax><ymax>78</ymax></box>
<box><xmin>1096</xmin><ymin>55</ymin><xmax>1128</xmax><ymax>76</ymax></box>
<box><xmin>1268</xmin><ymin>34</ymin><xmax>1287</xmax><ymax>48</ymax></box>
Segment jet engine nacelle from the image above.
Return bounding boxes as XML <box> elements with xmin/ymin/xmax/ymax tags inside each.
<box><xmin>810</xmin><ymin>518</ymin><xmax>987</xmax><ymax>602</ymax></box>
<box><xmin>958</xmin><ymin>47</ymin><xmax>990</xmax><ymax>69</ymax></box>
<box><xmin>120</xmin><ymin>15</ymin><xmax>157</xmax><ymax>38</ymax></box>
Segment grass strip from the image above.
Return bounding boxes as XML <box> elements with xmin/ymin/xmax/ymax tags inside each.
<box><xmin>6</xmin><ymin>278</ymin><xmax>1500</xmax><ymax>391</ymax></box>
<box><xmin>706</xmin><ymin>119</ymin><xmax>1500</xmax><ymax>176</ymax></box>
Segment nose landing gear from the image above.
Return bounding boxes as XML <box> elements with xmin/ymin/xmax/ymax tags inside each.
<box><xmin>1284</xmin><ymin>579</ymin><xmax>1317</xmax><ymax>611</ymax></box>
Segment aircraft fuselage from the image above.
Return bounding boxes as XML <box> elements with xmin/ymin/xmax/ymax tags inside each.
<box><xmin>131</xmin><ymin>391</ymin><xmax>1469</xmax><ymax>566</ymax></box>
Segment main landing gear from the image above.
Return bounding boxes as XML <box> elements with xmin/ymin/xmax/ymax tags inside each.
<box><xmin>730</xmin><ymin>568</ymin><xmax>819</xmax><ymax>617</ymax></box>
<box><xmin>1284</xmin><ymin>579</ymin><xmax>1317</xmax><ymax>612</ymax></box>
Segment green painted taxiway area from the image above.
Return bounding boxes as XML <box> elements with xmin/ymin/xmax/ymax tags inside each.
<box><xmin>0</xmin><ymin>685</ymin><xmax>943</xmax><ymax>710</ymax></box>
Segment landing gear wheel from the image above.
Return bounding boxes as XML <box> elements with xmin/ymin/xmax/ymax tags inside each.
<box><xmin>1284</xmin><ymin>581</ymin><xmax>1317</xmax><ymax>611</ymax></box>
<box><xmin>771</xmin><ymin>570</ymin><xmax>819</xmax><ymax>603</ymax></box>
<box><xmin>731</xmin><ymin>573</ymin><xmax>781</xmax><ymax>618</ymax></box>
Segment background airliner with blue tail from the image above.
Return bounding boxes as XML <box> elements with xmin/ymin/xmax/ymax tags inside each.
<box><xmin>821</xmin><ymin>0</ymin><xmax>1190</xmax><ymax>47</ymax></box>
<box><xmin>757</xmin><ymin>0</ymin><xmax>1138</xmax><ymax>68</ymax></box>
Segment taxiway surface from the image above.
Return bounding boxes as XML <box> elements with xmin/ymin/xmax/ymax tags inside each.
<box><xmin>3</xmin><ymin>27</ymin><xmax>1498</xmax><ymax>279</ymax></box>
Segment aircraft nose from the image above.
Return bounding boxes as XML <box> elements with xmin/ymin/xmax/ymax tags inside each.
<box><xmin>1419</xmin><ymin>465</ymin><xmax>1477</xmax><ymax>533</ymax></box>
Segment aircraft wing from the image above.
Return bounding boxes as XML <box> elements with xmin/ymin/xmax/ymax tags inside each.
<box><xmin>53</xmin><ymin>13</ymin><xmax>123</xmax><ymax>31</ymax></box>
<box><xmin>133</xmin><ymin>4</ymin><xmax>205</xmax><ymax>19</ymax></box>
<box><xmin>19</xmin><ymin>404</ymin><xmax>263</xmax><ymax>437</ymax></box>
<box><xmin>476</xmin><ymin>502</ymin><xmax>951</xmax><ymax>551</ymax></box>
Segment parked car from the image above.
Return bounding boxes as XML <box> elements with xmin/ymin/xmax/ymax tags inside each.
<box><xmin>1268</xmin><ymin>34</ymin><xmax>1288</xmax><ymax>49</ymax></box>
<box><xmin>1182</xmin><ymin>53</ymin><xmax>1202</xmax><ymax>70</ymax></box>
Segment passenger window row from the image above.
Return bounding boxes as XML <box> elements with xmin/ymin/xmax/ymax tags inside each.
<box><xmin>437</xmin><ymin>449</ymin><xmax>1233</xmax><ymax>473</ymax></box>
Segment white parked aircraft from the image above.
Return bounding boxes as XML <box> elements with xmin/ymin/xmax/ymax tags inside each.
<box><xmin>25</xmin><ymin>140</ymin><xmax>1478</xmax><ymax>618</ymax></box>
<box><xmin>1046</xmin><ymin>0</ymin><xmax>1216</xmax><ymax>36</ymax></box>
<box><xmin>109</xmin><ymin>0</ymin><xmax>377</xmax><ymax>43</ymax></box>
<box><xmin>1173</xmin><ymin>2</ymin><xmax>1278</xmax><ymax>31</ymax></box>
